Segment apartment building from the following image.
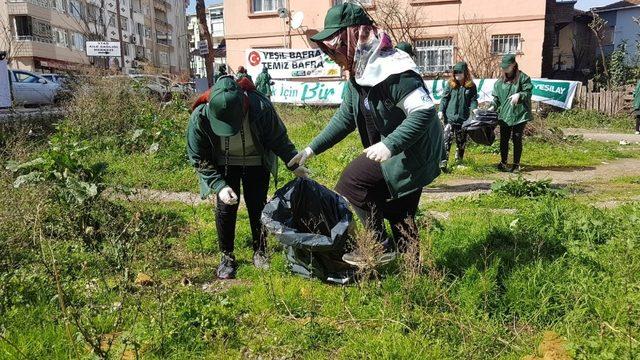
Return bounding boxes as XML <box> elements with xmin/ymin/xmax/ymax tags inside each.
<box><xmin>187</xmin><ymin>3</ymin><xmax>225</xmax><ymax>78</ymax></box>
<box><xmin>225</xmin><ymin>0</ymin><xmax>561</xmax><ymax>78</ymax></box>
<box><xmin>0</xmin><ymin>0</ymin><xmax>189</xmax><ymax>74</ymax></box>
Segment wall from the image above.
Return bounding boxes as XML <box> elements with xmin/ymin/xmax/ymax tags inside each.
<box><xmin>224</xmin><ymin>0</ymin><xmax>549</xmax><ymax>78</ymax></box>
<box><xmin>613</xmin><ymin>7</ymin><xmax>640</xmax><ymax>64</ymax></box>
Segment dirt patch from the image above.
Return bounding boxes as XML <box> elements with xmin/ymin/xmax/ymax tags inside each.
<box><xmin>523</xmin><ymin>331</ymin><xmax>571</xmax><ymax>360</ymax></box>
<box><xmin>563</xmin><ymin>128</ymin><xmax>640</xmax><ymax>144</ymax></box>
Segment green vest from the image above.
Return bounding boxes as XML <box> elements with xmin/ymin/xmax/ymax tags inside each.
<box><xmin>255</xmin><ymin>72</ymin><xmax>273</xmax><ymax>96</ymax></box>
<box><xmin>633</xmin><ymin>80</ymin><xmax>640</xmax><ymax>111</ymax></box>
<box><xmin>491</xmin><ymin>71</ymin><xmax>533</xmax><ymax>126</ymax></box>
<box><xmin>309</xmin><ymin>71</ymin><xmax>443</xmax><ymax>199</ymax></box>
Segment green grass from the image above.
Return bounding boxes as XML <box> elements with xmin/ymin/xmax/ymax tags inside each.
<box><xmin>545</xmin><ymin>109</ymin><xmax>636</xmax><ymax>133</ymax></box>
<box><xmin>3</xmin><ymin>103</ymin><xmax>640</xmax><ymax>359</ymax></box>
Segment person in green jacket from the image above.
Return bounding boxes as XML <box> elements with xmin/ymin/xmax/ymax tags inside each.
<box><xmin>236</xmin><ymin>66</ymin><xmax>253</xmax><ymax>83</ymax></box>
<box><xmin>288</xmin><ymin>3</ymin><xmax>443</xmax><ymax>266</ymax></box>
<box><xmin>633</xmin><ymin>79</ymin><xmax>640</xmax><ymax>134</ymax></box>
<box><xmin>255</xmin><ymin>66</ymin><xmax>274</xmax><ymax>99</ymax></box>
<box><xmin>187</xmin><ymin>76</ymin><xmax>309</xmax><ymax>279</ymax></box>
<box><xmin>438</xmin><ymin>61</ymin><xmax>478</xmax><ymax>168</ymax></box>
<box><xmin>490</xmin><ymin>54</ymin><xmax>533</xmax><ymax>173</ymax></box>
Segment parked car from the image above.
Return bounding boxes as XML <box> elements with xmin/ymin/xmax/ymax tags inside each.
<box><xmin>129</xmin><ymin>74</ymin><xmax>190</xmax><ymax>102</ymax></box>
<box><xmin>8</xmin><ymin>69</ymin><xmax>61</xmax><ymax>106</ymax></box>
<box><xmin>40</xmin><ymin>73</ymin><xmax>68</xmax><ymax>84</ymax></box>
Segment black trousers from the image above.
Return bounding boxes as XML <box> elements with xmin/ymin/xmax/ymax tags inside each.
<box><xmin>215</xmin><ymin>165</ymin><xmax>270</xmax><ymax>255</ymax></box>
<box><xmin>635</xmin><ymin>114</ymin><xmax>640</xmax><ymax>132</ymax></box>
<box><xmin>335</xmin><ymin>154</ymin><xmax>421</xmax><ymax>252</ymax></box>
<box><xmin>499</xmin><ymin>122</ymin><xmax>526</xmax><ymax>165</ymax></box>
<box><xmin>443</xmin><ymin>123</ymin><xmax>468</xmax><ymax>161</ymax></box>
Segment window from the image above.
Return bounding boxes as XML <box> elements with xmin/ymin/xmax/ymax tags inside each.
<box><xmin>53</xmin><ymin>27</ymin><xmax>68</xmax><ymax>47</ymax></box>
<box><xmin>69</xmin><ymin>0</ymin><xmax>84</xmax><ymax>19</ymax></box>
<box><xmin>491</xmin><ymin>34</ymin><xmax>522</xmax><ymax>54</ymax></box>
<box><xmin>123</xmin><ymin>42</ymin><xmax>130</xmax><ymax>56</ymax></box>
<box><xmin>137</xmin><ymin>23</ymin><xmax>144</xmax><ymax>39</ymax></box>
<box><xmin>156</xmin><ymin>31</ymin><xmax>171</xmax><ymax>45</ymax></box>
<box><xmin>414</xmin><ymin>38</ymin><xmax>453</xmax><ymax>74</ymax></box>
<box><xmin>144</xmin><ymin>25</ymin><xmax>151</xmax><ymax>38</ymax></box>
<box><xmin>53</xmin><ymin>0</ymin><xmax>67</xmax><ymax>13</ymax></box>
<box><xmin>120</xmin><ymin>16</ymin><xmax>128</xmax><ymax>31</ymax></box>
<box><xmin>14</xmin><ymin>71</ymin><xmax>40</xmax><ymax>83</ymax></box>
<box><xmin>71</xmin><ymin>32</ymin><xmax>85</xmax><ymax>50</ymax></box>
<box><xmin>252</xmin><ymin>0</ymin><xmax>285</xmax><ymax>13</ymax></box>
<box><xmin>209</xmin><ymin>8</ymin><xmax>223</xmax><ymax>20</ymax></box>
<box><xmin>159</xmin><ymin>51</ymin><xmax>168</xmax><ymax>65</ymax></box>
<box><xmin>108</xmin><ymin>11</ymin><xmax>116</xmax><ymax>27</ymax></box>
<box><xmin>86</xmin><ymin>4</ymin><xmax>99</xmax><ymax>22</ymax></box>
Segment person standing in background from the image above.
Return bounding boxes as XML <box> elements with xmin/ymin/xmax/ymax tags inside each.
<box><xmin>236</xmin><ymin>66</ymin><xmax>253</xmax><ymax>83</ymax></box>
<box><xmin>255</xmin><ymin>66</ymin><xmax>274</xmax><ymax>99</ymax></box>
<box><xmin>438</xmin><ymin>61</ymin><xmax>478</xmax><ymax>169</ymax></box>
<box><xmin>490</xmin><ymin>54</ymin><xmax>532</xmax><ymax>173</ymax></box>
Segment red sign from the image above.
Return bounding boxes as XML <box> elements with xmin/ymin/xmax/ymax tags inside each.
<box><xmin>248</xmin><ymin>51</ymin><xmax>261</xmax><ymax>66</ymax></box>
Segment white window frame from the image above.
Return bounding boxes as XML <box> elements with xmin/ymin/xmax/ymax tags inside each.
<box><xmin>120</xmin><ymin>15</ymin><xmax>128</xmax><ymax>31</ymax></box>
<box><xmin>251</xmin><ymin>0</ymin><xmax>285</xmax><ymax>13</ymax></box>
<box><xmin>414</xmin><ymin>38</ymin><xmax>453</xmax><ymax>74</ymax></box>
<box><xmin>491</xmin><ymin>34</ymin><xmax>522</xmax><ymax>55</ymax></box>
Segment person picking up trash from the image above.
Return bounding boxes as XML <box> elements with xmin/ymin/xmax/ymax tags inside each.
<box><xmin>187</xmin><ymin>76</ymin><xmax>309</xmax><ymax>280</ymax></box>
<box><xmin>288</xmin><ymin>3</ymin><xmax>443</xmax><ymax>267</ymax></box>
<box><xmin>438</xmin><ymin>61</ymin><xmax>478</xmax><ymax>169</ymax></box>
<box><xmin>489</xmin><ymin>54</ymin><xmax>532</xmax><ymax>173</ymax></box>
<box><xmin>255</xmin><ymin>66</ymin><xmax>275</xmax><ymax>99</ymax></box>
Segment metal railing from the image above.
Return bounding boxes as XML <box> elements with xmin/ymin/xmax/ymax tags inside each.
<box><xmin>15</xmin><ymin>35</ymin><xmax>54</xmax><ymax>44</ymax></box>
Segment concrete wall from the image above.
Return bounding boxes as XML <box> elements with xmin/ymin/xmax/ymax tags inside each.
<box><xmin>613</xmin><ymin>7</ymin><xmax>640</xmax><ymax>64</ymax></box>
<box><xmin>224</xmin><ymin>0</ymin><xmax>549</xmax><ymax>77</ymax></box>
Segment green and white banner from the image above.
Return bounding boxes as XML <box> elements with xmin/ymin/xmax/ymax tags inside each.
<box><xmin>271</xmin><ymin>78</ymin><xmax>579</xmax><ymax>109</ymax></box>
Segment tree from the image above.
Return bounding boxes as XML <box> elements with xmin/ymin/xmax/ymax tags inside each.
<box><xmin>360</xmin><ymin>0</ymin><xmax>426</xmax><ymax>44</ymax></box>
<box><xmin>196</xmin><ymin>0</ymin><xmax>215</xmax><ymax>87</ymax></box>
<box><xmin>0</xmin><ymin>17</ymin><xmax>26</xmax><ymax>67</ymax></box>
<box><xmin>455</xmin><ymin>19</ymin><xmax>500</xmax><ymax>78</ymax></box>
<box><xmin>589</xmin><ymin>10</ymin><xmax>611</xmax><ymax>88</ymax></box>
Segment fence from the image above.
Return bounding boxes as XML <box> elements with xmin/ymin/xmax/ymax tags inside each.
<box><xmin>573</xmin><ymin>82</ymin><xmax>634</xmax><ymax>115</ymax></box>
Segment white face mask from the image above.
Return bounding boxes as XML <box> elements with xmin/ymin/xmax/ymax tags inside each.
<box><xmin>455</xmin><ymin>74</ymin><xmax>464</xmax><ymax>82</ymax></box>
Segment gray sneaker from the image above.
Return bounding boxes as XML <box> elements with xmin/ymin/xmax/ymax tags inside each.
<box><xmin>342</xmin><ymin>250</ymin><xmax>396</xmax><ymax>268</ymax></box>
<box><xmin>253</xmin><ymin>251</ymin><xmax>270</xmax><ymax>270</ymax></box>
<box><xmin>216</xmin><ymin>253</ymin><xmax>237</xmax><ymax>280</ymax></box>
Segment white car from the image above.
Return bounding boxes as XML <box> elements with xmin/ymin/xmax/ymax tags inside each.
<box><xmin>9</xmin><ymin>69</ymin><xmax>60</xmax><ymax>106</ymax></box>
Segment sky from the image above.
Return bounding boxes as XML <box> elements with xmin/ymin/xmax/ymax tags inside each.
<box><xmin>186</xmin><ymin>0</ymin><xmax>222</xmax><ymax>15</ymax></box>
<box><xmin>185</xmin><ymin>0</ymin><xmax>620</xmax><ymax>15</ymax></box>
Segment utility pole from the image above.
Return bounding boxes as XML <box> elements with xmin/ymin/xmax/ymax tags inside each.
<box><xmin>115</xmin><ymin>0</ymin><xmax>126</xmax><ymax>73</ymax></box>
<box><xmin>196</xmin><ymin>0</ymin><xmax>215</xmax><ymax>87</ymax></box>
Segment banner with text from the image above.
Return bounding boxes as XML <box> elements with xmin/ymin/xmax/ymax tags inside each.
<box><xmin>246</xmin><ymin>48</ymin><xmax>341</xmax><ymax>80</ymax></box>
<box><xmin>270</xmin><ymin>78</ymin><xmax>579</xmax><ymax>109</ymax></box>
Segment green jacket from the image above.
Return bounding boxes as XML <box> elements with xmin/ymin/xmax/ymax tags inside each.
<box><xmin>255</xmin><ymin>72</ymin><xmax>273</xmax><ymax>97</ymax></box>
<box><xmin>440</xmin><ymin>81</ymin><xmax>478</xmax><ymax>125</ymax></box>
<box><xmin>309</xmin><ymin>71</ymin><xmax>443</xmax><ymax>199</ymax></box>
<box><xmin>491</xmin><ymin>71</ymin><xmax>533</xmax><ymax>126</ymax></box>
<box><xmin>633</xmin><ymin>80</ymin><xmax>640</xmax><ymax>111</ymax></box>
<box><xmin>186</xmin><ymin>91</ymin><xmax>298</xmax><ymax>199</ymax></box>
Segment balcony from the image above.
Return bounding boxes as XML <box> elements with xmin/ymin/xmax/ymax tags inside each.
<box><xmin>7</xmin><ymin>0</ymin><xmax>52</xmax><ymax>8</ymax></box>
<box><xmin>153</xmin><ymin>0</ymin><xmax>171</xmax><ymax>9</ymax></box>
<box><xmin>154</xmin><ymin>18</ymin><xmax>173</xmax><ymax>30</ymax></box>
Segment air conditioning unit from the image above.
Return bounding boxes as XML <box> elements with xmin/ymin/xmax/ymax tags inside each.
<box><xmin>130</xmin><ymin>34</ymin><xmax>136</xmax><ymax>43</ymax></box>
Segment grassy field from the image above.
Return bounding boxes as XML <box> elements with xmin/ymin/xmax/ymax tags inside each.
<box><xmin>1</xmin><ymin>80</ymin><xmax>639</xmax><ymax>359</ymax></box>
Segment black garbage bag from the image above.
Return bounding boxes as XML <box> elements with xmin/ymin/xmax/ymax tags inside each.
<box><xmin>462</xmin><ymin>110</ymin><xmax>499</xmax><ymax>145</ymax></box>
<box><xmin>261</xmin><ymin>178</ymin><xmax>356</xmax><ymax>284</ymax></box>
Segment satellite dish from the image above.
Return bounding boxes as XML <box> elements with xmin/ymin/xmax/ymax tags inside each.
<box><xmin>291</xmin><ymin>11</ymin><xmax>304</xmax><ymax>30</ymax></box>
<box><xmin>277</xmin><ymin>7</ymin><xmax>289</xmax><ymax>19</ymax></box>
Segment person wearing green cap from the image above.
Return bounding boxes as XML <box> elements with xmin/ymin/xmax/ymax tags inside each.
<box><xmin>489</xmin><ymin>54</ymin><xmax>532</xmax><ymax>173</ymax></box>
<box><xmin>288</xmin><ymin>3</ymin><xmax>443</xmax><ymax>267</ymax></box>
<box><xmin>395</xmin><ymin>42</ymin><xmax>416</xmax><ymax>58</ymax></box>
<box><xmin>633</xmin><ymin>79</ymin><xmax>640</xmax><ymax>134</ymax></box>
<box><xmin>214</xmin><ymin>64</ymin><xmax>227</xmax><ymax>82</ymax></box>
<box><xmin>187</xmin><ymin>76</ymin><xmax>309</xmax><ymax>279</ymax></box>
<box><xmin>438</xmin><ymin>61</ymin><xmax>478</xmax><ymax>169</ymax></box>
<box><xmin>236</xmin><ymin>66</ymin><xmax>253</xmax><ymax>83</ymax></box>
<box><xmin>255</xmin><ymin>66</ymin><xmax>274</xmax><ymax>99</ymax></box>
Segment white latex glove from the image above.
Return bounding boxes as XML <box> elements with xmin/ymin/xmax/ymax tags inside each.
<box><xmin>293</xmin><ymin>165</ymin><xmax>310</xmax><ymax>178</ymax></box>
<box><xmin>437</xmin><ymin>112</ymin><xmax>444</xmax><ymax>121</ymax></box>
<box><xmin>363</xmin><ymin>142</ymin><xmax>392</xmax><ymax>163</ymax></box>
<box><xmin>488</xmin><ymin>106</ymin><xmax>495</xmax><ymax>111</ymax></box>
<box><xmin>444</xmin><ymin>123</ymin><xmax>452</xmax><ymax>133</ymax></box>
<box><xmin>472</xmin><ymin>108</ymin><xmax>480</xmax><ymax>115</ymax></box>
<box><xmin>287</xmin><ymin>147</ymin><xmax>314</xmax><ymax>167</ymax></box>
<box><xmin>218</xmin><ymin>186</ymin><xmax>238</xmax><ymax>205</ymax></box>
<box><xmin>509</xmin><ymin>93</ymin><xmax>521</xmax><ymax>105</ymax></box>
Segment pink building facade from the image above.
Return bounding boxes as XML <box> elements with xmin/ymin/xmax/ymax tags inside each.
<box><xmin>224</xmin><ymin>0</ymin><xmax>556</xmax><ymax>78</ymax></box>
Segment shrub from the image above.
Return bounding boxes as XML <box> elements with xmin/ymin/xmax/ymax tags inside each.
<box><xmin>491</xmin><ymin>176</ymin><xmax>565</xmax><ymax>198</ymax></box>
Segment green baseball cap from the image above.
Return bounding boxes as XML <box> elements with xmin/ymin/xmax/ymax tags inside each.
<box><xmin>395</xmin><ymin>42</ymin><xmax>415</xmax><ymax>57</ymax></box>
<box><xmin>453</xmin><ymin>61</ymin><xmax>467</xmax><ymax>72</ymax></box>
<box><xmin>310</xmin><ymin>3</ymin><xmax>373</xmax><ymax>42</ymax></box>
<box><xmin>500</xmin><ymin>54</ymin><xmax>517</xmax><ymax>69</ymax></box>
<box><xmin>205</xmin><ymin>76</ymin><xmax>245</xmax><ymax>137</ymax></box>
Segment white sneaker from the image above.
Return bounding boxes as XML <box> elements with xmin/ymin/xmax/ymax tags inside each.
<box><xmin>635</xmin><ymin>131</ymin><xmax>640</xmax><ymax>135</ymax></box>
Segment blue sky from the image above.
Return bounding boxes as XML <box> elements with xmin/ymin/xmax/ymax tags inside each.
<box><xmin>186</xmin><ymin>0</ymin><xmax>618</xmax><ymax>16</ymax></box>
